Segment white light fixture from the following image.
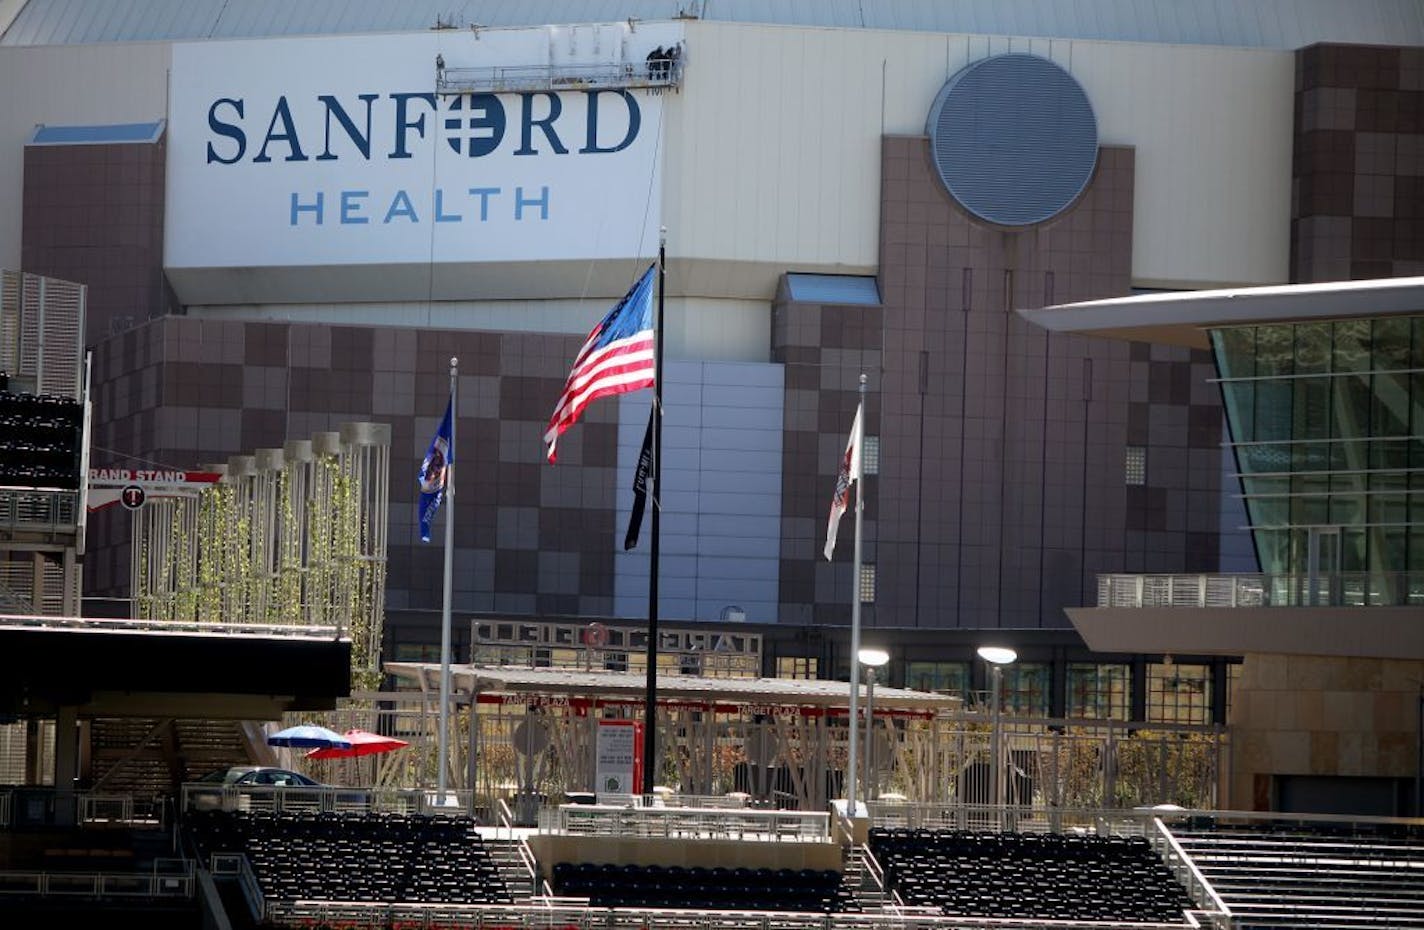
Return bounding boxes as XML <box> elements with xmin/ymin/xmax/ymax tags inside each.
<box><xmin>977</xmin><ymin>645</ymin><xmax>1017</xmax><ymax>666</ymax></box>
<box><xmin>858</xmin><ymin>647</ymin><xmax>890</xmax><ymax>668</ymax></box>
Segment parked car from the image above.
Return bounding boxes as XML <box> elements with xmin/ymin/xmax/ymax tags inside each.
<box><xmin>196</xmin><ymin>766</ymin><xmax>322</xmax><ymax>787</ymax></box>
<box><xmin>189</xmin><ymin>766</ymin><xmax>371</xmax><ymax>813</ymax></box>
<box><xmin>189</xmin><ymin>766</ymin><xmax>326</xmax><ymax>811</ymax></box>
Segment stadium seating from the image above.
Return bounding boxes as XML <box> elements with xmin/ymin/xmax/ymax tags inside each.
<box><xmin>1172</xmin><ymin>826</ymin><xmax>1424</xmax><ymax>928</ymax></box>
<box><xmin>868</xmin><ymin>827</ymin><xmax>1193</xmax><ymax>923</ymax></box>
<box><xmin>0</xmin><ymin>389</ymin><xmax>83</xmax><ymax>490</ymax></box>
<box><xmin>551</xmin><ymin>861</ymin><xmax>857</xmax><ymax>913</ymax></box>
<box><xmin>183</xmin><ymin>809</ymin><xmax>511</xmax><ymax>906</ymax></box>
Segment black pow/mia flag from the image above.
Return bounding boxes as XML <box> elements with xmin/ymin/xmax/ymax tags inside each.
<box><xmin>624</xmin><ymin>408</ymin><xmax>655</xmax><ymax>550</ymax></box>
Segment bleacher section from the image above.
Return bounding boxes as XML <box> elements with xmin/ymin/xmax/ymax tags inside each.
<box><xmin>869</xmin><ymin>827</ymin><xmax>1194</xmax><ymax>923</ymax></box>
<box><xmin>551</xmin><ymin>862</ymin><xmax>856</xmax><ymax>913</ymax></box>
<box><xmin>1172</xmin><ymin>827</ymin><xmax>1424</xmax><ymax>929</ymax></box>
<box><xmin>0</xmin><ymin>385</ymin><xmax>83</xmax><ymax>490</ymax></box>
<box><xmin>184</xmin><ymin>810</ymin><xmax>512</xmax><ymax>906</ymax></box>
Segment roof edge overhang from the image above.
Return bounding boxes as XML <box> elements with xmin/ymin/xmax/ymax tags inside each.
<box><xmin>1019</xmin><ymin>276</ymin><xmax>1424</xmax><ymax>350</ymax></box>
<box><xmin>1068</xmin><ymin>605</ymin><xmax>1424</xmax><ymax>660</ymax></box>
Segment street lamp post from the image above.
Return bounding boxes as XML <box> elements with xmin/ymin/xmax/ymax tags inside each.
<box><xmin>858</xmin><ymin>648</ymin><xmax>889</xmax><ymax>802</ymax></box>
<box><xmin>976</xmin><ymin>646</ymin><xmax>1017</xmax><ymax>830</ymax></box>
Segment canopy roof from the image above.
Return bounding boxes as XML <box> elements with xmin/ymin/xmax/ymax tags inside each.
<box><xmin>1018</xmin><ymin>276</ymin><xmax>1424</xmax><ymax>350</ymax></box>
<box><xmin>386</xmin><ymin>662</ymin><xmax>961</xmax><ymax>713</ymax></box>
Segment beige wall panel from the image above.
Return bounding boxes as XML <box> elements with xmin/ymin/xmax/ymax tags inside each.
<box><xmin>2</xmin><ymin>23</ymin><xmax>1293</xmax><ymax>297</ymax></box>
<box><xmin>0</xmin><ymin>42</ymin><xmax>170</xmax><ymax>269</ymax></box>
<box><xmin>675</xmin><ymin>23</ymin><xmax>1292</xmax><ymax>293</ymax></box>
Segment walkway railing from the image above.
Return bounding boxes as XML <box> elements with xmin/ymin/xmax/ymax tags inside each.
<box><xmin>180</xmin><ymin>783</ymin><xmax>473</xmax><ymax>816</ymax></box>
<box><xmin>0</xmin><ymin>786</ymin><xmax>165</xmax><ymax>828</ymax></box>
<box><xmin>1097</xmin><ymin>572</ymin><xmax>1424</xmax><ymax>608</ymax></box>
<box><xmin>541</xmin><ymin>803</ymin><xmax>831</xmax><ymax>842</ymax></box>
<box><xmin>0</xmin><ymin>858</ymin><xmax>193</xmax><ymax>900</ymax></box>
<box><xmin>865</xmin><ymin>801</ymin><xmax>1155</xmax><ymax>837</ymax></box>
<box><xmin>0</xmin><ymin>612</ymin><xmax>341</xmax><ymax>639</ymax></box>
<box><xmin>0</xmin><ymin>487</ymin><xmax>78</xmax><ymax>532</ymax></box>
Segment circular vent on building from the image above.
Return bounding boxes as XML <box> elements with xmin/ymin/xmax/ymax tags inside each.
<box><xmin>925</xmin><ymin>53</ymin><xmax>1098</xmax><ymax>227</ymax></box>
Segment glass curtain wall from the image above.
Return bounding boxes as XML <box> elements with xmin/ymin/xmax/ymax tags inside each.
<box><xmin>1210</xmin><ymin>316</ymin><xmax>1424</xmax><ymax>602</ymax></box>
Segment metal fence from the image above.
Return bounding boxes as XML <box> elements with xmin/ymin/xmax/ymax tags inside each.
<box><xmin>1098</xmin><ymin>572</ymin><xmax>1424</xmax><ymax>607</ymax></box>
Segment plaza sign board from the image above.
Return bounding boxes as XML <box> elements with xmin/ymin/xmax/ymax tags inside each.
<box><xmin>165</xmin><ymin>26</ymin><xmax>671</xmax><ymax>280</ymax></box>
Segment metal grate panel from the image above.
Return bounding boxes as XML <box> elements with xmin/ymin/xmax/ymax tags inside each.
<box><xmin>926</xmin><ymin>54</ymin><xmax>1098</xmax><ymax>227</ymax></box>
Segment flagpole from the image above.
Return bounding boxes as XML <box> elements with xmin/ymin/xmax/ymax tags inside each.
<box><xmin>643</xmin><ymin>231</ymin><xmax>666</xmax><ymax>795</ymax></box>
<box><xmin>846</xmin><ymin>372</ymin><xmax>867</xmax><ymax>814</ymax></box>
<box><xmin>437</xmin><ymin>357</ymin><xmax>458</xmax><ymax>801</ymax></box>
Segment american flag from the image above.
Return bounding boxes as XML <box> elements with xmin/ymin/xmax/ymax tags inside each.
<box><xmin>544</xmin><ymin>264</ymin><xmax>657</xmax><ymax>463</ymax></box>
<box><xmin>824</xmin><ymin>402</ymin><xmax>863</xmax><ymax>560</ymax></box>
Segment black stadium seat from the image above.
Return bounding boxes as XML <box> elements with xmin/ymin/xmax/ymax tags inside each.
<box><xmin>549</xmin><ymin>860</ymin><xmax>851</xmax><ymax>913</ymax></box>
<box><xmin>182</xmin><ymin>809</ymin><xmax>512</xmax><ymax>906</ymax></box>
<box><xmin>869</xmin><ymin>827</ymin><xmax>1193</xmax><ymax>923</ymax></box>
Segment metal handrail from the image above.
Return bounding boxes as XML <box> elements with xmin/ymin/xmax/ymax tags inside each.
<box><xmin>1148</xmin><ymin>817</ymin><xmax>1233</xmax><ymax>929</ymax></box>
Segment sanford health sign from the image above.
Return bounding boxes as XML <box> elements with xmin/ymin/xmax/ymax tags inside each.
<box><xmin>164</xmin><ymin>27</ymin><xmax>671</xmax><ymax>296</ymax></box>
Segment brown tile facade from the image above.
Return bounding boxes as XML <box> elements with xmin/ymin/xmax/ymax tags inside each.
<box><xmin>21</xmin><ymin>138</ymin><xmax>172</xmax><ymax>342</ymax></box>
<box><xmin>85</xmin><ymin>316</ymin><xmax>620</xmax><ymax>618</ymax></box>
<box><xmin>775</xmin><ymin>138</ymin><xmax>1224</xmax><ymax>631</ymax></box>
<box><xmin>1293</xmin><ymin>44</ymin><xmax>1424</xmax><ymax>281</ymax></box>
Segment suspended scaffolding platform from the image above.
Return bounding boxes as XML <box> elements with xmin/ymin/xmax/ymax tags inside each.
<box><xmin>436</xmin><ymin>57</ymin><xmax>683</xmax><ymax>96</ymax></box>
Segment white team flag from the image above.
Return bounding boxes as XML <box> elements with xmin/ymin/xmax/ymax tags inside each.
<box><xmin>823</xmin><ymin>403</ymin><xmax>863</xmax><ymax>560</ymax></box>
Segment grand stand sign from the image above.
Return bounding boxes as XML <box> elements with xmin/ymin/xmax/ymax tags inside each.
<box><xmin>164</xmin><ymin>26</ymin><xmax>673</xmax><ymax>296</ymax></box>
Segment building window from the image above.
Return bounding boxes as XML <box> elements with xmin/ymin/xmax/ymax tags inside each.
<box><xmin>907</xmin><ymin>661</ymin><xmax>968</xmax><ymax>698</ymax></box>
<box><xmin>393</xmin><ymin>642</ymin><xmax>441</xmax><ymax>662</ymax></box>
<box><xmin>858</xmin><ymin>564</ymin><xmax>876</xmax><ymax>602</ymax></box>
<box><xmin>1066</xmin><ymin>663</ymin><xmax>1130</xmax><ymax>720</ymax></box>
<box><xmin>863</xmin><ymin>436</ymin><xmax>880</xmax><ymax>475</ymax></box>
<box><xmin>777</xmin><ymin>656</ymin><xmax>817</xmax><ymax>680</ymax></box>
<box><xmin>1001</xmin><ymin>663</ymin><xmax>1050</xmax><ymax>716</ymax></box>
<box><xmin>1125</xmin><ymin>446</ymin><xmax>1147</xmax><ymax>485</ymax></box>
<box><xmin>1147</xmin><ymin>660</ymin><xmax>1212</xmax><ymax>724</ymax></box>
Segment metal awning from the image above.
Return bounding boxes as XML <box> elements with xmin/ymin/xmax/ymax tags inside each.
<box><xmin>386</xmin><ymin>662</ymin><xmax>960</xmax><ymax>713</ymax></box>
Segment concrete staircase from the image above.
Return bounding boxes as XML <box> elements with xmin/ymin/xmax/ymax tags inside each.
<box><xmin>1174</xmin><ymin>828</ymin><xmax>1424</xmax><ymax>930</ymax></box>
<box><xmin>90</xmin><ymin>718</ymin><xmax>270</xmax><ymax>797</ymax></box>
<box><xmin>484</xmin><ymin>834</ymin><xmax>542</xmax><ymax>900</ymax></box>
<box><xmin>845</xmin><ymin>843</ymin><xmax>892</xmax><ymax>911</ymax></box>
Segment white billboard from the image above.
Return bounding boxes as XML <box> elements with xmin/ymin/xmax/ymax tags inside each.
<box><xmin>165</xmin><ymin>27</ymin><xmax>669</xmax><ymax>277</ymax></box>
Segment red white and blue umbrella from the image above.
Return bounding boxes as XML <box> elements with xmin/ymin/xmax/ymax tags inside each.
<box><xmin>305</xmin><ymin>729</ymin><xmax>409</xmax><ymax>760</ymax></box>
<box><xmin>267</xmin><ymin>724</ymin><xmax>352</xmax><ymax>750</ymax></box>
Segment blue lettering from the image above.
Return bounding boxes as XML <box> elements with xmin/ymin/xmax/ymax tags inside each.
<box><xmin>445</xmin><ymin>93</ymin><xmax>505</xmax><ymax>158</ymax></box>
<box><xmin>468</xmin><ymin>187</ymin><xmax>501</xmax><ymax>221</ymax></box>
<box><xmin>253</xmin><ymin>96</ymin><xmax>309</xmax><ymax>163</ymax></box>
<box><xmin>317</xmin><ymin>93</ymin><xmax>378</xmax><ymax>161</ymax></box>
<box><xmin>206</xmin><ymin>98</ymin><xmax>246</xmax><ymax>164</ymax></box>
<box><xmin>390</xmin><ymin>93</ymin><xmax>436</xmax><ymax>159</ymax></box>
<box><xmin>580</xmin><ymin>90</ymin><xmax>640</xmax><ymax>154</ymax></box>
<box><xmin>383</xmin><ymin>190</ymin><xmax>418</xmax><ymax>223</ymax></box>
<box><xmin>434</xmin><ymin>189</ymin><xmax>461</xmax><ymax>222</ymax></box>
<box><xmin>340</xmin><ymin>190</ymin><xmax>369</xmax><ymax>224</ymax></box>
<box><xmin>515</xmin><ymin>186</ymin><xmax>549</xmax><ymax>221</ymax></box>
<box><xmin>290</xmin><ymin>192</ymin><xmax>324</xmax><ymax>225</ymax></box>
<box><xmin>515</xmin><ymin>93</ymin><xmax>567</xmax><ymax>156</ymax></box>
